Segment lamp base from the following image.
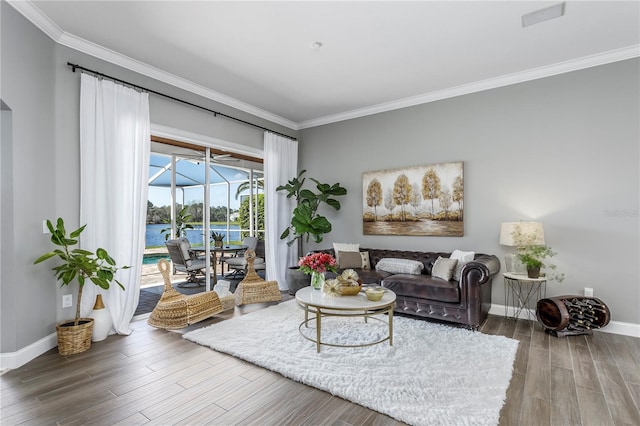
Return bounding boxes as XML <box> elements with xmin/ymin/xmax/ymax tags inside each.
<box><xmin>505</xmin><ymin>253</ymin><xmax>527</xmax><ymax>274</ymax></box>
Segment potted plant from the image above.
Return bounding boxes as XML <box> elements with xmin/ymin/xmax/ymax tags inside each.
<box><xmin>276</xmin><ymin>170</ymin><xmax>347</xmax><ymax>294</ymax></box>
<box><xmin>34</xmin><ymin>218</ymin><xmax>127</xmax><ymax>355</ymax></box>
<box><xmin>210</xmin><ymin>231</ymin><xmax>225</xmax><ymax>248</ymax></box>
<box><xmin>160</xmin><ymin>206</ymin><xmax>194</xmax><ymax>241</ymax></box>
<box><xmin>276</xmin><ymin>169</ymin><xmax>347</xmax><ymax>257</ymax></box>
<box><xmin>517</xmin><ymin>245</ymin><xmax>564</xmax><ymax>281</ymax></box>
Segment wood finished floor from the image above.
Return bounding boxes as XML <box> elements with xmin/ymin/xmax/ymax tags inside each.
<box><xmin>2</xmin><ymin>297</ymin><xmax>639</xmax><ymax>426</ymax></box>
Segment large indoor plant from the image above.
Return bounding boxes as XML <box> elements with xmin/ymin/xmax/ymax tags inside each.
<box><xmin>276</xmin><ymin>169</ymin><xmax>347</xmax><ymax>257</ymax></box>
<box><xmin>34</xmin><ymin>218</ymin><xmax>127</xmax><ymax>355</ymax></box>
<box><xmin>277</xmin><ymin>170</ymin><xmax>347</xmax><ymax>294</ymax></box>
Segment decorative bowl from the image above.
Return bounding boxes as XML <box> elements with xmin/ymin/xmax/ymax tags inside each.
<box><xmin>365</xmin><ymin>288</ymin><xmax>385</xmax><ymax>301</ymax></box>
<box><xmin>340</xmin><ymin>285</ymin><xmax>362</xmax><ymax>296</ymax></box>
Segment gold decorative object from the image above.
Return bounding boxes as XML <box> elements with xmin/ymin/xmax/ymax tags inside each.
<box><xmin>323</xmin><ymin>279</ymin><xmax>342</xmax><ymax>297</ymax></box>
<box><xmin>365</xmin><ymin>288</ymin><xmax>385</xmax><ymax>301</ymax></box>
<box><xmin>336</xmin><ymin>270</ymin><xmax>362</xmax><ymax>296</ymax></box>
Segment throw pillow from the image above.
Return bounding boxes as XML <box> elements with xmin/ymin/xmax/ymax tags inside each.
<box><xmin>450</xmin><ymin>249</ymin><xmax>475</xmax><ymax>281</ymax></box>
<box><xmin>375</xmin><ymin>258</ymin><xmax>423</xmax><ymax>275</ymax></box>
<box><xmin>333</xmin><ymin>242</ymin><xmax>360</xmax><ymax>264</ymax></box>
<box><xmin>338</xmin><ymin>251</ymin><xmax>370</xmax><ymax>270</ymax></box>
<box><xmin>432</xmin><ymin>256</ymin><xmax>458</xmax><ymax>281</ymax></box>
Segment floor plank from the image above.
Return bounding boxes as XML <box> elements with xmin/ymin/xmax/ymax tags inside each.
<box><xmin>1</xmin><ymin>310</ymin><xmax>638</xmax><ymax>426</ymax></box>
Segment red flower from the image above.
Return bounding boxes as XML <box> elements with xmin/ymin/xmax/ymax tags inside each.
<box><xmin>298</xmin><ymin>252</ymin><xmax>338</xmax><ymax>275</ymax></box>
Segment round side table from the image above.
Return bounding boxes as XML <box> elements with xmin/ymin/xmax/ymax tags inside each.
<box><xmin>503</xmin><ymin>272</ymin><xmax>546</xmax><ymax>321</ymax></box>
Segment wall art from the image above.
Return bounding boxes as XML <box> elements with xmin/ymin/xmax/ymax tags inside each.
<box><xmin>363</xmin><ymin>161</ymin><xmax>463</xmax><ymax>236</ymax></box>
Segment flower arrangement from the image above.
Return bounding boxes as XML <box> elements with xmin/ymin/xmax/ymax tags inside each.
<box><xmin>298</xmin><ymin>252</ymin><xmax>338</xmax><ymax>275</ymax></box>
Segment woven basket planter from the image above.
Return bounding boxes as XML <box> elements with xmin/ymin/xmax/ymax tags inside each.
<box><xmin>56</xmin><ymin>318</ymin><xmax>94</xmax><ymax>355</ymax></box>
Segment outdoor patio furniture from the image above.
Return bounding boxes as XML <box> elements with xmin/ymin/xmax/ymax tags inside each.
<box><xmin>165</xmin><ymin>238</ymin><xmax>207</xmax><ymax>287</ymax></box>
<box><xmin>234</xmin><ymin>249</ymin><xmax>281</xmax><ymax>306</ymax></box>
<box><xmin>222</xmin><ymin>237</ymin><xmax>264</xmax><ymax>279</ymax></box>
<box><xmin>148</xmin><ymin>259</ymin><xmax>223</xmax><ymax>329</ymax></box>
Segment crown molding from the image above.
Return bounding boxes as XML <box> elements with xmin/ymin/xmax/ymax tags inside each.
<box><xmin>10</xmin><ymin>1</ymin><xmax>638</xmax><ymax>131</ymax></box>
<box><xmin>8</xmin><ymin>0</ymin><xmax>299</xmax><ymax>131</ymax></box>
<box><xmin>297</xmin><ymin>44</ymin><xmax>640</xmax><ymax>129</ymax></box>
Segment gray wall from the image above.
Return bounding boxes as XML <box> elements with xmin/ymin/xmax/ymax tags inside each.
<box><xmin>299</xmin><ymin>59</ymin><xmax>639</xmax><ymax>325</ymax></box>
<box><xmin>1</xmin><ymin>1</ymin><xmax>297</xmax><ymax>355</ymax></box>
<box><xmin>1</xmin><ymin>2</ymin><xmax>57</xmax><ymax>353</ymax></box>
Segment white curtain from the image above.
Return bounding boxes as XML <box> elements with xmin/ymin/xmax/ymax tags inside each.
<box><xmin>264</xmin><ymin>132</ymin><xmax>298</xmax><ymax>289</ymax></box>
<box><xmin>79</xmin><ymin>73</ymin><xmax>150</xmax><ymax>335</ymax></box>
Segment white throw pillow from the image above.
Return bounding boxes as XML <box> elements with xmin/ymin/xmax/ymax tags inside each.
<box><xmin>432</xmin><ymin>256</ymin><xmax>459</xmax><ymax>281</ymax></box>
<box><xmin>450</xmin><ymin>249</ymin><xmax>475</xmax><ymax>281</ymax></box>
<box><xmin>333</xmin><ymin>242</ymin><xmax>360</xmax><ymax>264</ymax></box>
<box><xmin>375</xmin><ymin>258</ymin><xmax>424</xmax><ymax>275</ymax></box>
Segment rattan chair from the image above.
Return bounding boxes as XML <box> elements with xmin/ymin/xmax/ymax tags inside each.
<box><xmin>234</xmin><ymin>249</ymin><xmax>281</xmax><ymax>306</ymax></box>
<box><xmin>148</xmin><ymin>259</ymin><xmax>223</xmax><ymax>329</ymax></box>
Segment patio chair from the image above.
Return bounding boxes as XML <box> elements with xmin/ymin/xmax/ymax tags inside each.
<box><xmin>234</xmin><ymin>249</ymin><xmax>281</xmax><ymax>306</ymax></box>
<box><xmin>222</xmin><ymin>237</ymin><xmax>265</xmax><ymax>279</ymax></box>
<box><xmin>165</xmin><ymin>238</ymin><xmax>207</xmax><ymax>287</ymax></box>
<box><xmin>148</xmin><ymin>259</ymin><xmax>223</xmax><ymax>329</ymax></box>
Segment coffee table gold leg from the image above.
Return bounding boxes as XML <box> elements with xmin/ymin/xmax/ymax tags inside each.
<box><xmin>304</xmin><ymin>305</ymin><xmax>309</xmax><ymax>328</ymax></box>
<box><xmin>388</xmin><ymin>308</ymin><xmax>393</xmax><ymax>346</ymax></box>
<box><xmin>316</xmin><ymin>309</ymin><xmax>321</xmax><ymax>353</ymax></box>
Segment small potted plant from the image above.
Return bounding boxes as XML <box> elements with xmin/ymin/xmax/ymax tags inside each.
<box><xmin>210</xmin><ymin>231</ymin><xmax>225</xmax><ymax>248</ymax></box>
<box><xmin>34</xmin><ymin>218</ymin><xmax>127</xmax><ymax>355</ymax></box>
<box><xmin>517</xmin><ymin>245</ymin><xmax>564</xmax><ymax>281</ymax></box>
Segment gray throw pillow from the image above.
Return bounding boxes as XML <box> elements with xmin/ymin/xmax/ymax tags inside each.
<box><xmin>432</xmin><ymin>256</ymin><xmax>458</xmax><ymax>281</ymax></box>
<box><xmin>339</xmin><ymin>251</ymin><xmax>370</xmax><ymax>270</ymax></box>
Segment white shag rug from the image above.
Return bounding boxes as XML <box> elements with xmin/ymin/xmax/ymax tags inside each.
<box><xmin>183</xmin><ymin>300</ymin><xmax>518</xmax><ymax>426</ymax></box>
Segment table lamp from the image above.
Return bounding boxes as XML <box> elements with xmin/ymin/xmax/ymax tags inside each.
<box><xmin>500</xmin><ymin>222</ymin><xmax>545</xmax><ymax>274</ymax></box>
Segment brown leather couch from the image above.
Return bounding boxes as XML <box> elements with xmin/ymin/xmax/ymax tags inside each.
<box><xmin>323</xmin><ymin>248</ymin><xmax>501</xmax><ymax>330</ymax></box>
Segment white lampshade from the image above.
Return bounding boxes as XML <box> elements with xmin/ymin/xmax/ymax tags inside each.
<box><xmin>499</xmin><ymin>222</ymin><xmax>545</xmax><ymax>247</ymax></box>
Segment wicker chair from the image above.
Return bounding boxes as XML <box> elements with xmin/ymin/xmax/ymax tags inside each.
<box><xmin>234</xmin><ymin>249</ymin><xmax>281</xmax><ymax>306</ymax></box>
<box><xmin>148</xmin><ymin>259</ymin><xmax>223</xmax><ymax>330</ymax></box>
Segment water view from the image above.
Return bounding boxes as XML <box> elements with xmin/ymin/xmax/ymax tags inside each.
<box><xmin>145</xmin><ymin>223</ymin><xmax>242</xmax><ymax>248</ymax></box>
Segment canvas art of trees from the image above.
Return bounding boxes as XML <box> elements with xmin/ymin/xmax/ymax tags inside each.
<box><xmin>363</xmin><ymin>162</ymin><xmax>463</xmax><ymax>236</ymax></box>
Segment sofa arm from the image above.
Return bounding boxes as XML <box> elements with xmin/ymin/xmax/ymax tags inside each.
<box><xmin>460</xmin><ymin>254</ymin><xmax>500</xmax><ymax>286</ymax></box>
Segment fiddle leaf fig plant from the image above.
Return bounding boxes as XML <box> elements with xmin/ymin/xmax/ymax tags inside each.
<box><xmin>34</xmin><ymin>218</ymin><xmax>127</xmax><ymax>325</ymax></box>
<box><xmin>277</xmin><ymin>169</ymin><xmax>347</xmax><ymax>256</ymax></box>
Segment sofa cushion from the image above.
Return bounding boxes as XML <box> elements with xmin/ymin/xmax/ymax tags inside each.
<box><xmin>338</xmin><ymin>251</ymin><xmax>370</xmax><ymax>270</ymax></box>
<box><xmin>381</xmin><ymin>274</ymin><xmax>461</xmax><ymax>303</ymax></box>
<box><xmin>333</xmin><ymin>242</ymin><xmax>360</xmax><ymax>264</ymax></box>
<box><xmin>432</xmin><ymin>256</ymin><xmax>458</xmax><ymax>281</ymax></box>
<box><xmin>375</xmin><ymin>258</ymin><xmax>423</xmax><ymax>275</ymax></box>
<box><xmin>450</xmin><ymin>249</ymin><xmax>475</xmax><ymax>281</ymax></box>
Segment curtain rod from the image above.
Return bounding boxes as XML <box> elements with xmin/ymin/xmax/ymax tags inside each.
<box><xmin>67</xmin><ymin>62</ymin><xmax>297</xmax><ymax>141</ymax></box>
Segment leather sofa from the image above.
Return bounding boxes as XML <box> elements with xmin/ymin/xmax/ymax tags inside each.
<box><xmin>323</xmin><ymin>248</ymin><xmax>501</xmax><ymax>329</ymax></box>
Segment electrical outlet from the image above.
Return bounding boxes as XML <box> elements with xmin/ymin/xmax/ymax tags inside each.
<box><xmin>584</xmin><ymin>287</ymin><xmax>594</xmax><ymax>297</ymax></box>
<box><xmin>62</xmin><ymin>294</ymin><xmax>72</xmax><ymax>308</ymax></box>
<box><xmin>42</xmin><ymin>220</ymin><xmax>50</xmax><ymax>234</ymax></box>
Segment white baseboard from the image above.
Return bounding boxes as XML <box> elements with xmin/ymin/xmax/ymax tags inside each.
<box><xmin>489</xmin><ymin>304</ymin><xmax>640</xmax><ymax>338</ymax></box>
<box><xmin>0</xmin><ymin>332</ymin><xmax>58</xmax><ymax>370</ymax></box>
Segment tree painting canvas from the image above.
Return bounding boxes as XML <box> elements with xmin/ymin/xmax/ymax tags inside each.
<box><xmin>363</xmin><ymin>162</ymin><xmax>464</xmax><ymax>236</ymax></box>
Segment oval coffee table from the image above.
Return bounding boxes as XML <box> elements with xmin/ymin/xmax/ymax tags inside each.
<box><xmin>295</xmin><ymin>286</ymin><xmax>396</xmax><ymax>353</ymax></box>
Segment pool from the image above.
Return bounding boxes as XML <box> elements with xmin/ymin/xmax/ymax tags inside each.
<box><xmin>142</xmin><ymin>253</ymin><xmax>170</xmax><ymax>265</ymax></box>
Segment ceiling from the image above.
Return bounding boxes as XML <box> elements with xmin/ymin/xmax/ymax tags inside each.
<box><xmin>12</xmin><ymin>1</ymin><xmax>640</xmax><ymax>130</ymax></box>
